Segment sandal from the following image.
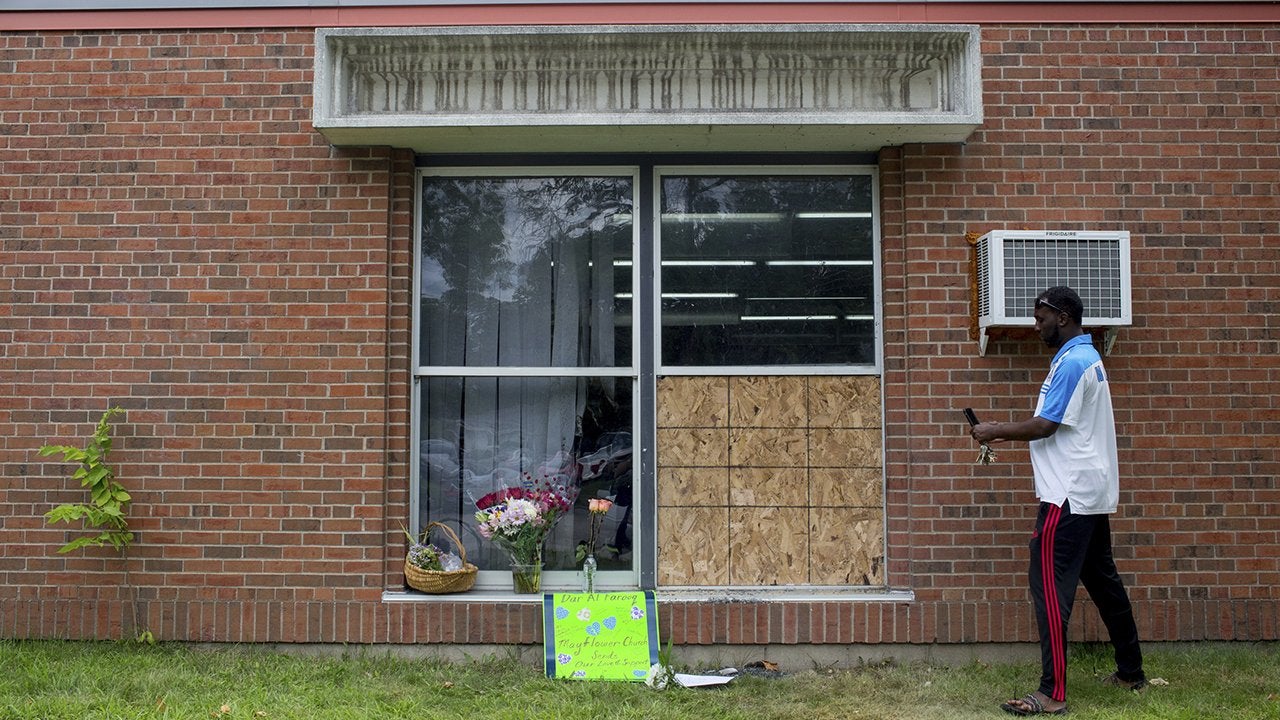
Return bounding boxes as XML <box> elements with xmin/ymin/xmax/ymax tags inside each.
<box><xmin>1101</xmin><ymin>672</ymin><xmax>1147</xmax><ymax>691</ymax></box>
<box><xmin>1000</xmin><ymin>693</ymin><xmax>1068</xmax><ymax>716</ymax></box>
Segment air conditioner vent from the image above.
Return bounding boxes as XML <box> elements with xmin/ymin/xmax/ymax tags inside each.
<box><xmin>974</xmin><ymin>230</ymin><xmax>1131</xmax><ymax>355</ymax></box>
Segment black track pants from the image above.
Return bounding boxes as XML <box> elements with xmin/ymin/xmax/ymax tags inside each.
<box><xmin>1029</xmin><ymin>500</ymin><xmax>1145</xmax><ymax>702</ymax></box>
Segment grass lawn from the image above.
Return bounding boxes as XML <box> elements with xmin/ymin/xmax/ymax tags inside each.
<box><xmin>1</xmin><ymin>639</ymin><xmax>1277</xmax><ymax>719</ymax></box>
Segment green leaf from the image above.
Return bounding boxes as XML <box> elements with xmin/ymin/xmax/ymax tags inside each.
<box><xmin>40</xmin><ymin>445</ymin><xmax>89</xmax><ymax>463</ymax></box>
<box><xmin>40</xmin><ymin>407</ymin><xmax>131</xmax><ymax>555</ymax></box>
<box><xmin>84</xmin><ymin>465</ymin><xmax>109</xmax><ymax>486</ymax></box>
<box><xmin>45</xmin><ymin>504</ymin><xmax>91</xmax><ymax>524</ymax></box>
<box><xmin>57</xmin><ymin>536</ymin><xmax>93</xmax><ymax>553</ymax></box>
<box><xmin>90</xmin><ymin>484</ymin><xmax>112</xmax><ymax>506</ymax></box>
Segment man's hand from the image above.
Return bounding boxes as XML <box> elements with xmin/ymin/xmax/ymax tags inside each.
<box><xmin>971</xmin><ymin>421</ymin><xmax>1002</xmax><ymax>444</ymax></box>
<box><xmin>969</xmin><ymin>422</ymin><xmax>1001</xmax><ymax>465</ymax></box>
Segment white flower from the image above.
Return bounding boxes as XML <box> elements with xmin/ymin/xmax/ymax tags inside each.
<box><xmin>645</xmin><ymin>663</ymin><xmax>679</xmax><ymax>689</ymax></box>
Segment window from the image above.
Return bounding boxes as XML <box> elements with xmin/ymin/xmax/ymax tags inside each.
<box><xmin>658</xmin><ymin>170</ymin><xmax>878</xmax><ymax>370</ymax></box>
<box><xmin>413</xmin><ymin>162</ymin><xmax>881</xmax><ymax>593</ymax></box>
<box><xmin>415</xmin><ymin>170</ymin><xmax>637</xmax><ymax>590</ymax></box>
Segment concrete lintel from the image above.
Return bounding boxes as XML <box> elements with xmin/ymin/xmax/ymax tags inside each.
<box><xmin>314</xmin><ymin>24</ymin><xmax>983</xmax><ymax>152</ymax></box>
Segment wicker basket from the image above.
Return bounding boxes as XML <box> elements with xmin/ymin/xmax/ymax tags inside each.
<box><xmin>404</xmin><ymin>521</ymin><xmax>478</xmax><ymax>594</ymax></box>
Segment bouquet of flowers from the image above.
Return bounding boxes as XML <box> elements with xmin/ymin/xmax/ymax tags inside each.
<box><xmin>407</xmin><ymin>538</ymin><xmax>444</xmax><ymax>572</ymax></box>
<box><xmin>474</xmin><ymin>483</ymin><xmax>575</xmax><ymax>567</ymax></box>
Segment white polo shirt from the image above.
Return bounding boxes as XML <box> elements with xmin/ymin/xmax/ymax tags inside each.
<box><xmin>1029</xmin><ymin>334</ymin><xmax>1120</xmax><ymax>515</ymax></box>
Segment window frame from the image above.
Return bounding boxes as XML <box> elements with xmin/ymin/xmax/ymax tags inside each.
<box><xmin>653</xmin><ymin>165</ymin><xmax>882</xmax><ymax>377</ymax></box>
<box><xmin>411</xmin><ymin>166</ymin><xmax>644</xmax><ymax>591</ymax></box>
<box><xmin>408</xmin><ymin>159</ymin><xmax>883</xmax><ymax>595</ymax></box>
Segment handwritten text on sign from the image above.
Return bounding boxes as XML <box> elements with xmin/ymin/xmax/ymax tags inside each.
<box><xmin>542</xmin><ymin>591</ymin><xmax>659</xmax><ymax>681</ymax></box>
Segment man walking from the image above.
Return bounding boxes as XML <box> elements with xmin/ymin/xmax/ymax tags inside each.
<box><xmin>971</xmin><ymin>286</ymin><xmax>1146</xmax><ymax>716</ymax></box>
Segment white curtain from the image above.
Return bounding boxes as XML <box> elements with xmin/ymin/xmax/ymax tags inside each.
<box><xmin>420</xmin><ymin>176</ymin><xmax>626</xmax><ymax>570</ymax></box>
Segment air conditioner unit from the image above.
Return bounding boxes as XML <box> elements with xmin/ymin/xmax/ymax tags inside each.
<box><xmin>975</xmin><ymin>230</ymin><xmax>1131</xmax><ymax>356</ymax></box>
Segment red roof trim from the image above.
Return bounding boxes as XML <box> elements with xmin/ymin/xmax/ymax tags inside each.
<box><xmin>3</xmin><ymin>2</ymin><xmax>1279</xmax><ymax>30</ymax></box>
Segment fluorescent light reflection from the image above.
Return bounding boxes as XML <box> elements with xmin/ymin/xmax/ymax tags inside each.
<box><xmin>740</xmin><ymin>315</ymin><xmax>839</xmax><ymax>322</ymax></box>
<box><xmin>746</xmin><ymin>296</ymin><xmax>866</xmax><ymax>302</ymax></box>
<box><xmin>661</xmin><ymin>212</ymin><xmax>870</xmax><ymax>222</ymax></box>
<box><xmin>662</xmin><ymin>212</ymin><xmax>785</xmax><ymax>222</ymax></box>
<box><xmin>765</xmin><ymin>260</ymin><xmax>873</xmax><ymax>266</ymax></box>
<box><xmin>662</xmin><ymin>260</ymin><xmax>756</xmax><ymax>267</ymax></box>
<box><xmin>620</xmin><ymin>293</ymin><xmax>740</xmax><ymax>299</ymax></box>
<box><xmin>794</xmin><ymin>212</ymin><xmax>873</xmax><ymax>219</ymax></box>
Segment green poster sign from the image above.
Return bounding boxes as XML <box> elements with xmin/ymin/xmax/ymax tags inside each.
<box><xmin>543</xmin><ymin>591</ymin><xmax>659</xmax><ymax>681</ymax></box>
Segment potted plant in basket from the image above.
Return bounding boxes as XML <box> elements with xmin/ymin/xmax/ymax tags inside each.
<box><xmin>402</xmin><ymin>522</ymin><xmax>476</xmax><ymax>594</ymax></box>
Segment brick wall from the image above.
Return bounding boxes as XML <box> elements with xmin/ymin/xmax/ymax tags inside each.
<box><xmin>1</xmin><ymin>23</ymin><xmax>1277</xmax><ymax>646</ymax></box>
<box><xmin>884</xmin><ymin>24</ymin><xmax>1280</xmax><ymax>637</ymax></box>
<box><xmin>0</xmin><ymin>29</ymin><xmax>403</xmax><ymax>618</ymax></box>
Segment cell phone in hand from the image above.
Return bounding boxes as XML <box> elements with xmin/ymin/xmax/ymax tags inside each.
<box><xmin>963</xmin><ymin>408</ymin><xmax>980</xmax><ymax>427</ymax></box>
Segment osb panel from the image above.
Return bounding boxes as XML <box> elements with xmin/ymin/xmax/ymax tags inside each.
<box><xmin>809</xmin><ymin>375</ymin><xmax>881</xmax><ymax>428</ymax></box>
<box><xmin>659</xmin><ymin>466</ymin><xmax>729</xmax><ymax>507</ymax></box>
<box><xmin>654</xmin><ymin>375</ymin><xmax>885</xmax><ymax>588</ymax></box>
<box><xmin>657</xmin><ymin>506</ymin><xmax>730</xmax><ymax>586</ymax></box>
<box><xmin>729</xmin><ymin>375</ymin><xmax>807</xmax><ymax>428</ymax></box>
<box><xmin>729</xmin><ymin>427</ymin><xmax>808</xmax><ymax>467</ymax></box>
<box><xmin>729</xmin><ymin>467</ymin><xmax>807</xmax><ymax>508</ymax></box>
<box><xmin>809</xmin><ymin>508</ymin><xmax>884</xmax><ymax>585</ymax></box>
<box><xmin>730</xmin><ymin>507</ymin><xmax>810</xmax><ymax>586</ymax></box>
<box><xmin>657</xmin><ymin>376</ymin><xmax>728</xmax><ymax>428</ymax></box>
<box><xmin>657</xmin><ymin>427</ymin><xmax>729</xmax><ymax>466</ymax></box>
<box><xmin>811</xmin><ymin>466</ymin><xmax>884</xmax><ymax>507</ymax></box>
<box><xmin>808</xmin><ymin>428</ymin><xmax>881</xmax><ymax>468</ymax></box>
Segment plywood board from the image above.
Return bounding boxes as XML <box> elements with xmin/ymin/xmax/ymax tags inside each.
<box><xmin>729</xmin><ymin>467</ymin><xmax>807</xmax><ymax>508</ymax></box>
<box><xmin>658</xmin><ymin>427</ymin><xmax>729</xmax><ymax>467</ymax></box>
<box><xmin>729</xmin><ymin>507</ymin><xmax>810</xmax><ymax>586</ymax></box>
<box><xmin>809</xmin><ymin>375</ymin><xmax>881</xmax><ymax>428</ymax></box>
<box><xmin>659</xmin><ymin>466</ymin><xmax>729</xmax><ymax>507</ymax></box>
<box><xmin>729</xmin><ymin>375</ymin><xmax>807</xmax><ymax>428</ymax></box>
<box><xmin>657</xmin><ymin>376</ymin><xmax>728</xmax><ymax>428</ymax></box>
<box><xmin>728</xmin><ymin>427</ymin><xmax>808</xmax><ymax>468</ymax></box>
<box><xmin>654</xmin><ymin>375</ymin><xmax>885</xmax><ymax>589</ymax></box>
<box><xmin>810</xmin><ymin>466</ymin><xmax>883</xmax><ymax>508</ymax></box>
<box><xmin>809</xmin><ymin>508</ymin><xmax>884</xmax><ymax>585</ymax></box>
<box><xmin>657</xmin><ymin>506</ymin><xmax>731</xmax><ymax>586</ymax></box>
<box><xmin>808</xmin><ymin>428</ymin><xmax>881</xmax><ymax>468</ymax></box>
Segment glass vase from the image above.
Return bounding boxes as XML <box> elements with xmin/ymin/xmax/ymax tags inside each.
<box><xmin>509</xmin><ymin>545</ymin><xmax>544</xmax><ymax>594</ymax></box>
<box><xmin>581</xmin><ymin>553</ymin><xmax>598</xmax><ymax>593</ymax></box>
<box><xmin>511</xmin><ymin>563</ymin><xmax>542</xmax><ymax>594</ymax></box>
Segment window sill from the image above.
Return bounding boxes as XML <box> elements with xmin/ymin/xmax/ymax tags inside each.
<box><xmin>383</xmin><ymin>587</ymin><xmax>914</xmax><ymax>604</ymax></box>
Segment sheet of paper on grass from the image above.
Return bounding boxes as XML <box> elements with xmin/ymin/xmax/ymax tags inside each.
<box><xmin>543</xmin><ymin>591</ymin><xmax>659</xmax><ymax>680</ymax></box>
<box><xmin>674</xmin><ymin>673</ymin><xmax>735</xmax><ymax>687</ymax></box>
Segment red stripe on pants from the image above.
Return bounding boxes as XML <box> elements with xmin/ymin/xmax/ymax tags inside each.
<box><xmin>1040</xmin><ymin>503</ymin><xmax>1067</xmax><ymax>702</ymax></box>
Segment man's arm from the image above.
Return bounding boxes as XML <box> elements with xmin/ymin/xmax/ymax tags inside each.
<box><xmin>972</xmin><ymin>416</ymin><xmax>1059</xmax><ymax>444</ymax></box>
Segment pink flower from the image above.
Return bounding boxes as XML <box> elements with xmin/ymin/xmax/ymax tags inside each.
<box><xmin>584</xmin><ymin>497</ymin><xmax>614</xmax><ymax>553</ymax></box>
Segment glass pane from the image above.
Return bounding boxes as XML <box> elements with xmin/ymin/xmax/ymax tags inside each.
<box><xmin>418</xmin><ymin>377</ymin><xmax>634</xmax><ymax>576</ymax></box>
<box><xmin>420</xmin><ymin>175</ymin><xmax>634</xmax><ymax>367</ymax></box>
<box><xmin>660</xmin><ymin>174</ymin><xmax>876</xmax><ymax>366</ymax></box>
